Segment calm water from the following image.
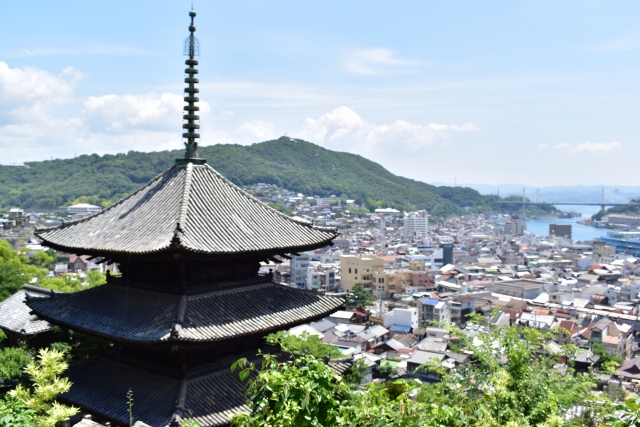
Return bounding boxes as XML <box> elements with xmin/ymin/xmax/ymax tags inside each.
<box><xmin>523</xmin><ymin>205</ymin><xmax>607</xmax><ymax>242</ymax></box>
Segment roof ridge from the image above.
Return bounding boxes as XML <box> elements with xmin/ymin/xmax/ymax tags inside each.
<box><xmin>202</xmin><ymin>163</ymin><xmax>322</xmax><ymax>229</ymax></box>
<box><xmin>172</xmin><ymin>162</ymin><xmax>194</xmax><ymax>248</ymax></box>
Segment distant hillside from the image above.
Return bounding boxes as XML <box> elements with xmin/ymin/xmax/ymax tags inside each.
<box><xmin>0</xmin><ymin>137</ymin><xmax>504</xmax><ymax>218</ymax></box>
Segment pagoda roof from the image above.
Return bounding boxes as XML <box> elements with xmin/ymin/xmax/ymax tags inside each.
<box><xmin>27</xmin><ymin>282</ymin><xmax>345</xmax><ymax>345</ymax></box>
<box><xmin>59</xmin><ymin>353</ymin><xmax>354</xmax><ymax>427</ymax></box>
<box><xmin>35</xmin><ymin>162</ymin><xmax>336</xmax><ymax>257</ymax></box>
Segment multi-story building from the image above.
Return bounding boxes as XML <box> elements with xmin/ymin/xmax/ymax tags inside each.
<box><xmin>404</xmin><ymin>214</ymin><xmax>428</xmax><ymax>241</ymax></box>
<box><xmin>504</xmin><ymin>217</ymin><xmax>526</xmax><ymax>236</ymax></box>
<box><xmin>67</xmin><ymin>203</ymin><xmax>102</xmax><ymax>220</ymax></box>
<box><xmin>620</xmin><ymin>283</ymin><xmax>640</xmax><ymax>302</ymax></box>
<box><xmin>290</xmin><ymin>254</ymin><xmax>310</xmax><ymax>286</ymax></box>
<box><xmin>549</xmin><ymin>224</ymin><xmax>572</xmax><ymax>238</ymax></box>
<box><xmin>340</xmin><ymin>254</ymin><xmax>384</xmax><ymax>293</ymax></box>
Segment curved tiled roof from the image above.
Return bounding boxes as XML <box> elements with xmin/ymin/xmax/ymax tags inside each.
<box><xmin>27</xmin><ymin>282</ymin><xmax>345</xmax><ymax>344</ymax></box>
<box><xmin>36</xmin><ymin>162</ymin><xmax>336</xmax><ymax>256</ymax></box>
<box><xmin>0</xmin><ymin>287</ymin><xmax>52</xmax><ymax>336</ymax></box>
<box><xmin>60</xmin><ymin>353</ymin><xmax>354</xmax><ymax>427</ymax></box>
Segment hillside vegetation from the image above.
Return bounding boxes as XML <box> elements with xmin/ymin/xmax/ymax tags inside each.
<box><xmin>1</xmin><ymin>137</ymin><xmax>506</xmax><ymax>217</ymax></box>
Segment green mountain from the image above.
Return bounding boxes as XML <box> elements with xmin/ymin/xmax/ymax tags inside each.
<box><xmin>0</xmin><ymin>137</ymin><xmax>503</xmax><ymax>217</ymax></box>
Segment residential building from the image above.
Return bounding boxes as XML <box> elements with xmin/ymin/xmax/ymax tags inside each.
<box><xmin>549</xmin><ymin>224</ymin><xmax>572</xmax><ymax>239</ymax></box>
<box><xmin>404</xmin><ymin>214</ymin><xmax>428</xmax><ymax>240</ymax></box>
<box><xmin>67</xmin><ymin>203</ymin><xmax>102</xmax><ymax>219</ymax></box>
<box><xmin>504</xmin><ymin>217</ymin><xmax>526</xmax><ymax>236</ymax></box>
<box><xmin>340</xmin><ymin>254</ymin><xmax>384</xmax><ymax>292</ymax></box>
<box><xmin>383</xmin><ymin>307</ymin><xmax>419</xmax><ymax>331</ymax></box>
<box><xmin>489</xmin><ymin>279</ymin><xmax>546</xmax><ymax>299</ymax></box>
<box><xmin>290</xmin><ymin>254</ymin><xmax>310</xmax><ymax>286</ymax></box>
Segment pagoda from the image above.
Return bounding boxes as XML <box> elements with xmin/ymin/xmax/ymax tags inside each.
<box><xmin>28</xmin><ymin>10</ymin><xmax>344</xmax><ymax>427</ymax></box>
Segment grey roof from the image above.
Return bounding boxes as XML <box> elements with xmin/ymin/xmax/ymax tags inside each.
<box><xmin>62</xmin><ymin>354</ymin><xmax>353</xmax><ymax>427</ymax></box>
<box><xmin>60</xmin><ymin>357</ymin><xmax>247</xmax><ymax>427</ymax></box>
<box><xmin>407</xmin><ymin>350</ymin><xmax>446</xmax><ymax>365</ymax></box>
<box><xmin>416</xmin><ymin>339</ymin><xmax>448</xmax><ymax>353</ymax></box>
<box><xmin>36</xmin><ymin>163</ymin><xmax>336</xmax><ymax>256</ymax></box>
<box><xmin>311</xmin><ymin>318</ymin><xmax>338</xmax><ymax>333</ymax></box>
<box><xmin>28</xmin><ymin>282</ymin><xmax>345</xmax><ymax>344</ymax></box>
<box><xmin>0</xmin><ymin>286</ymin><xmax>52</xmax><ymax>336</ymax></box>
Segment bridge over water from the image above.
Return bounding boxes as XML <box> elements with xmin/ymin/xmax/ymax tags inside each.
<box><xmin>497</xmin><ymin>201</ymin><xmax>639</xmax><ymax>220</ymax></box>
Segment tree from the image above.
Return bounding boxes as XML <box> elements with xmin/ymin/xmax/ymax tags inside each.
<box><xmin>266</xmin><ymin>331</ymin><xmax>342</xmax><ymax>358</ymax></box>
<box><xmin>0</xmin><ymin>240</ymin><xmax>46</xmax><ymax>301</ymax></box>
<box><xmin>344</xmin><ymin>283</ymin><xmax>375</xmax><ymax>309</ymax></box>
<box><xmin>231</xmin><ymin>354</ymin><xmax>348</xmax><ymax>427</ymax></box>
<box><xmin>231</xmin><ymin>325</ymin><xmax>607</xmax><ymax>427</ymax></box>
<box><xmin>0</xmin><ymin>330</ymin><xmax>31</xmax><ymax>383</ymax></box>
<box><xmin>10</xmin><ymin>348</ymin><xmax>79</xmax><ymax>427</ymax></box>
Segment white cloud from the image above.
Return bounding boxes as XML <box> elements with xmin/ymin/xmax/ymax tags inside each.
<box><xmin>541</xmin><ymin>141</ymin><xmax>622</xmax><ymax>153</ymax></box>
<box><xmin>345</xmin><ymin>48</ymin><xmax>420</xmax><ymax>75</ymax></box>
<box><xmin>295</xmin><ymin>106</ymin><xmax>475</xmax><ymax>152</ymax></box>
<box><xmin>571</xmin><ymin>141</ymin><xmax>621</xmax><ymax>153</ymax></box>
<box><xmin>235</xmin><ymin>120</ymin><xmax>277</xmax><ymax>142</ymax></box>
<box><xmin>83</xmin><ymin>93</ymin><xmax>193</xmax><ymax>133</ymax></box>
<box><xmin>0</xmin><ymin>61</ymin><xmax>82</xmax><ymax>113</ymax></box>
<box><xmin>220</xmin><ymin>110</ymin><xmax>235</xmax><ymax>118</ymax></box>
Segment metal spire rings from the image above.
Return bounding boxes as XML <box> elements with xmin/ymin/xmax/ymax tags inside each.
<box><xmin>182</xmin><ymin>10</ymin><xmax>200</xmax><ymax>159</ymax></box>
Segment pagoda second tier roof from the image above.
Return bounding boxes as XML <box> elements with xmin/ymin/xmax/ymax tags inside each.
<box><xmin>60</xmin><ymin>353</ymin><xmax>354</xmax><ymax>427</ymax></box>
<box><xmin>27</xmin><ymin>282</ymin><xmax>345</xmax><ymax>344</ymax></box>
<box><xmin>35</xmin><ymin>162</ymin><xmax>336</xmax><ymax>256</ymax></box>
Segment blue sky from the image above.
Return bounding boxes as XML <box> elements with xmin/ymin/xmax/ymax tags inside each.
<box><xmin>0</xmin><ymin>1</ymin><xmax>639</xmax><ymax>186</ymax></box>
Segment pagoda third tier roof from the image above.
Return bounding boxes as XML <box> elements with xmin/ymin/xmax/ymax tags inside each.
<box><xmin>35</xmin><ymin>162</ymin><xmax>336</xmax><ymax>256</ymax></box>
<box><xmin>27</xmin><ymin>282</ymin><xmax>345</xmax><ymax>344</ymax></box>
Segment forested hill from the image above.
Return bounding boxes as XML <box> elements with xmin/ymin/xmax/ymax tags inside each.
<box><xmin>0</xmin><ymin>137</ymin><xmax>501</xmax><ymax>217</ymax></box>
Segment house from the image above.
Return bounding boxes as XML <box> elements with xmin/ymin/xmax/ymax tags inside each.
<box><xmin>489</xmin><ymin>279</ymin><xmax>546</xmax><ymax>299</ymax></box>
<box><xmin>406</xmin><ymin>350</ymin><xmax>446</xmax><ymax>382</ymax></box>
<box><xmin>69</xmin><ymin>254</ymin><xmax>93</xmax><ymax>272</ymax></box>
<box><xmin>329</xmin><ymin>310</ymin><xmax>359</xmax><ymax>324</ymax></box>
<box><xmin>556</xmin><ymin>320</ymin><xmax>579</xmax><ymax>345</ymax></box>
<box><xmin>0</xmin><ymin>285</ymin><xmax>54</xmax><ymax>347</ymax></box>
<box><xmin>383</xmin><ymin>307</ymin><xmax>419</xmax><ymax>331</ymax></box>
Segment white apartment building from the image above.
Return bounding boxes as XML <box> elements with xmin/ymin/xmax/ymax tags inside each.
<box><xmin>383</xmin><ymin>307</ymin><xmax>419</xmax><ymax>330</ymax></box>
<box><xmin>67</xmin><ymin>203</ymin><xmax>102</xmax><ymax>219</ymax></box>
<box><xmin>404</xmin><ymin>214</ymin><xmax>428</xmax><ymax>240</ymax></box>
<box><xmin>290</xmin><ymin>254</ymin><xmax>310</xmax><ymax>286</ymax></box>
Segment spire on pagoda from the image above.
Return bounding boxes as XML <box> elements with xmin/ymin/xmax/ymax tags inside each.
<box><xmin>182</xmin><ymin>10</ymin><xmax>201</xmax><ymax>160</ymax></box>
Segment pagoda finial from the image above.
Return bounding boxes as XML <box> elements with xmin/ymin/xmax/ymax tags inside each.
<box><xmin>182</xmin><ymin>10</ymin><xmax>200</xmax><ymax>160</ymax></box>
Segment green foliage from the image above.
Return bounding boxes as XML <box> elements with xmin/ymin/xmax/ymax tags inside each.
<box><xmin>605</xmin><ymin>397</ymin><xmax>640</xmax><ymax>426</ymax></box>
<box><xmin>266</xmin><ymin>331</ymin><xmax>342</xmax><ymax>358</ymax></box>
<box><xmin>231</xmin><ymin>354</ymin><xmax>349</xmax><ymax>427</ymax></box>
<box><xmin>31</xmin><ymin>252</ymin><xmax>55</xmax><ymax>269</ymax></box>
<box><xmin>344</xmin><ymin>282</ymin><xmax>376</xmax><ymax>309</ymax></box>
<box><xmin>50</xmin><ymin>328</ymin><xmax>112</xmax><ymax>362</ymax></box>
<box><xmin>0</xmin><ymin>240</ymin><xmax>46</xmax><ymax>302</ymax></box>
<box><xmin>343</xmin><ymin>358</ymin><xmax>368</xmax><ymax>386</ymax></box>
<box><xmin>10</xmin><ymin>348</ymin><xmax>79</xmax><ymax>427</ymax></box>
<box><xmin>233</xmin><ymin>325</ymin><xmax>607</xmax><ymax>427</ymax></box>
<box><xmin>593</xmin><ymin>342</ymin><xmax>624</xmax><ymax>367</ymax></box>
<box><xmin>39</xmin><ymin>270</ymin><xmax>105</xmax><ymax>293</ymax></box>
<box><xmin>0</xmin><ymin>394</ymin><xmax>35</xmax><ymax>427</ymax></box>
<box><xmin>0</xmin><ymin>346</ymin><xmax>32</xmax><ymax>382</ymax></box>
<box><xmin>0</xmin><ymin>138</ymin><xmax>501</xmax><ymax>217</ymax></box>
<box><xmin>376</xmin><ymin>361</ymin><xmax>395</xmax><ymax>378</ymax></box>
